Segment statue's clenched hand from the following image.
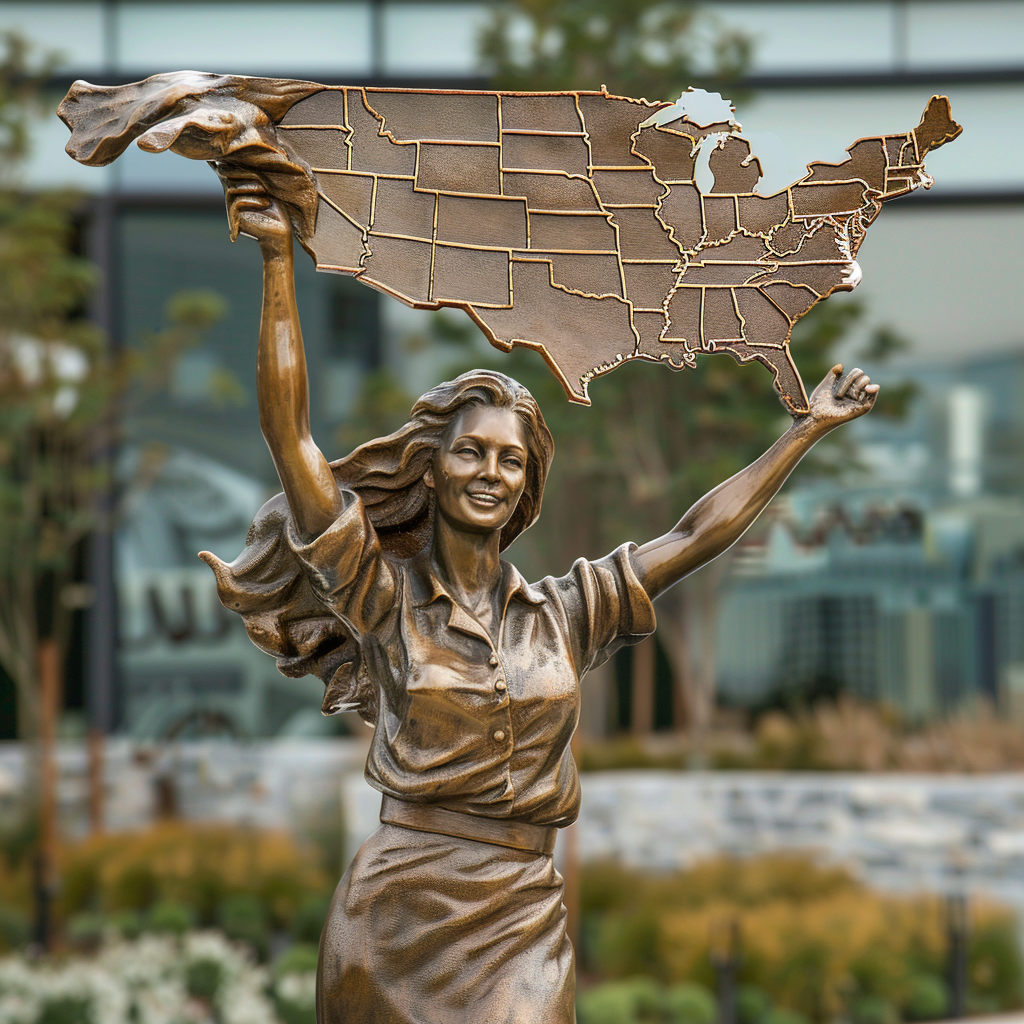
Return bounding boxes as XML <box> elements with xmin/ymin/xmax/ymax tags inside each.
<box><xmin>221</xmin><ymin>172</ymin><xmax>292</xmax><ymax>256</ymax></box>
<box><xmin>801</xmin><ymin>364</ymin><xmax>880</xmax><ymax>434</ymax></box>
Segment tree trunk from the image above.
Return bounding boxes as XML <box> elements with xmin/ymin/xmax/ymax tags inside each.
<box><xmin>630</xmin><ymin>636</ymin><xmax>656</xmax><ymax>734</ymax></box>
<box><xmin>35</xmin><ymin>637</ymin><xmax>61</xmax><ymax>951</ymax></box>
<box><xmin>655</xmin><ymin>553</ymin><xmax>735</xmax><ymax>765</ymax></box>
<box><xmin>656</xmin><ymin>587</ymin><xmax>693</xmax><ymax>734</ymax></box>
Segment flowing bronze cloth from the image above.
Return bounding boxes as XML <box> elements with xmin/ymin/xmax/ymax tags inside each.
<box><xmin>319</xmin><ymin>823</ymin><xmax>573</xmax><ymax>1024</ymax></box>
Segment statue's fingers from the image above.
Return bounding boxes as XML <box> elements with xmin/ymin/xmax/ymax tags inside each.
<box><xmin>835</xmin><ymin>368</ymin><xmax>864</xmax><ymax>398</ymax></box>
<box><xmin>848</xmin><ymin>373</ymin><xmax>871</xmax><ymax>399</ymax></box>
<box><xmin>229</xmin><ymin>194</ymin><xmax>271</xmax><ymax>214</ymax></box>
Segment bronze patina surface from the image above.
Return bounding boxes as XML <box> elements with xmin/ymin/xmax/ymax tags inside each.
<box><xmin>59</xmin><ymin>74</ymin><xmax>960</xmax><ymax>411</ymax></box>
<box><xmin>60</xmin><ymin>74</ymin><xmax>922</xmax><ymax>1022</ymax></box>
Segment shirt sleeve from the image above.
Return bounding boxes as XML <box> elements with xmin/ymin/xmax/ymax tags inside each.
<box><xmin>545</xmin><ymin>542</ymin><xmax>657</xmax><ymax>676</ymax></box>
<box><xmin>199</xmin><ymin>478</ymin><xmax>394</xmax><ymax>722</ymax></box>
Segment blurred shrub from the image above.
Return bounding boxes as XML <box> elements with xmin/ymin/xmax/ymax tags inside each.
<box><xmin>0</xmin><ymin>902</ymin><xmax>29</xmax><ymax>951</ymax></box>
<box><xmin>290</xmin><ymin>895</ymin><xmax>331</xmax><ymax>946</ymax></box>
<box><xmin>217</xmin><ymin>893</ymin><xmax>270</xmax><ymax>960</ymax></box>
<box><xmin>273</xmin><ymin>943</ymin><xmax>319</xmax><ymax>1024</ymax></box>
<box><xmin>60</xmin><ymin>821</ymin><xmax>329</xmax><ymax>928</ymax></box>
<box><xmin>185</xmin><ymin>955</ymin><xmax>223</xmax><ymax>1001</ymax></box>
<box><xmin>737</xmin><ymin>984</ymin><xmax>772</xmax><ymax>1024</ymax></box>
<box><xmin>903</xmin><ymin>975</ymin><xmax>947</xmax><ymax>1021</ymax></box>
<box><xmin>275</xmin><ymin>942</ymin><xmax>320</xmax><ymax>977</ymax></box>
<box><xmin>65</xmin><ymin>911</ymin><xmax>107</xmax><ymax>951</ymax></box>
<box><xmin>580</xmin><ymin>699</ymin><xmax>1024</xmax><ymax>773</ymax></box>
<box><xmin>665</xmin><ymin>981</ymin><xmax>716</xmax><ymax>1024</ymax></box>
<box><xmin>274</xmin><ymin>969</ymin><xmax>317</xmax><ymax>1024</ymax></box>
<box><xmin>763</xmin><ymin>1010</ymin><xmax>812</xmax><ymax>1024</ymax></box>
<box><xmin>36</xmin><ymin>995</ymin><xmax>92</xmax><ymax>1024</ymax></box>
<box><xmin>577</xmin><ymin>977</ymin><xmax>670</xmax><ymax>1024</ymax></box>
<box><xmin>850</xmin><ymin>995</ymin><xmax>899</xmax><ymax>1024</ymax></box>
<box><xmin>968</xmin><ymin>916</ymin><xmax>1024</xmax><ymax>1012</ymax></box>
<box><xmin>581</xmin><ymin>854</ymin><xmax>1023</xmax><ymax>1023</ymax></box>
<box><xmin>147</xmin><ymin>900</ymin><xmax>198</xmax><ymax>934</ymax></box>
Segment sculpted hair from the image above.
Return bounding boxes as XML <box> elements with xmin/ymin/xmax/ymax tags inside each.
<box><xmin>333</xmin><ymin>369</ymin><xmax>554</xmax><ymax>557</ymax></box>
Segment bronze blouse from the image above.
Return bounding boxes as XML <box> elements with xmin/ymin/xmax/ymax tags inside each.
<box><xmin>202</xmin><ymin>486</ymin><xmax>656</xmax><ymax>828</ymax></box>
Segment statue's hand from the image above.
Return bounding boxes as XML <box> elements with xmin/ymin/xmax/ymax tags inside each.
<box><xmin>803</xmin><ymin>363</ymin><xmax>879</xmax><ymax>434</ymax></box>
<box><xmin>222</xmin><ymin>173</ymin><xmax>292</xmax><ymax>255</ymax></box>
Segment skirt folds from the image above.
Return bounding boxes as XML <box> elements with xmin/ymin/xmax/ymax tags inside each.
<box><xmin>316</xmin><ymin>823</ymin><xmax>575</xmax><ymax>1024</ymax></box>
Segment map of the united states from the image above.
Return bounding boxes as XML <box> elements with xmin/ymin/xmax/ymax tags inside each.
<box><xmin>58</xmin><ymin>76</ymin><xmax>961</xmax><ymax>412</ymax></box>
<box><xmin>278</xmin><ymin>86</ymin><xmax>960</xmax><ymax>412</ymax></box>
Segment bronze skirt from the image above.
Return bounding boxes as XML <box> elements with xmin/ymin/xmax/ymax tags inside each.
<box><xmin>316</xmin><ymin>822</ymin><xmax>575</xmax><ymax>1024</ymax></box>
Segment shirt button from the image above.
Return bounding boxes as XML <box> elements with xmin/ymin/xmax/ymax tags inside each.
<box><xmin>495</xmin><ymin>679</ymin><xmax>507</xmax><ymax>692</ymax></box>
<box><xmin>488</xmin><ymin>654</ymin><xmax>499</xmax><ymax>667</ymax></box>
<box><xmin>493</xmin><ymin>730</ymin><xmax>506</xmax><ymax>742</ymax></box>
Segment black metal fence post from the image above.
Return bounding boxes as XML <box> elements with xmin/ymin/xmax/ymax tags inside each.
<box><xmin>711</xmin><ymin>918</ymin><xmax>742</xmax><ymax>1024</ymax></box>
<box><xmin>946</xmin><ymin>891</ymin><xmax>969</xmax><ymax>1019</ymax></box>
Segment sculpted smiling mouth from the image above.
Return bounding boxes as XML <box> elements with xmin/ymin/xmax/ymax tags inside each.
<box><xmin>467</xmin><ymin>490</ymin><xmax>502</xmax><ymax>506</ymax></box>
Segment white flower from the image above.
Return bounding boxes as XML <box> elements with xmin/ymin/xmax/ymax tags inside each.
<box><xmin>275</xmin><ymin>971</ymin><xmax>316</xmax><ymax>1008</ymax></box>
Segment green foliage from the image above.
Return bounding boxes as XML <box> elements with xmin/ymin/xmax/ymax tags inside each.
<box><xmin>737</xmin><ymin>984</ymin><xmax>773</xmax><ymax>1024</ymax></box>
<box><xmin>763</xmin><ymin>1010</ymin><xmax>812</xmax><ymax>1024</ymax></box>
<box><xmin>185</xmin><ymin>957</ymin><xmax>223</xmax><ymax>1001</ymax></box>
<box><xmin>969</xmin><ymin>918</ymin><xmax>1024</xmax><ymax>1011</ymax></box>
<box><xmin>665</xmin><ymin>981</ymin><xmax>717</xmax><ymax>1024</ymax></box>
<box><xmin>577</xmin><ymin>977</ymin><xmax>718</xmax><ymax>1024</ymax></box>
<box><xmin>147</xmin><ymin>900</ymin><xmax>198</xmax><ymax>935</ymax></box>
<box><xmin>481</xmin><ymin>0</ymin><xmax>750</xmax><ymax>98</ymax></box>
<box><xmin>289</xmin><ymin>895</ymin><xmax>330</xmax><ymax>945</ymax></box>
<box><xmin>217</xmin><ymin>893</ymin><xmax>270</xmax><ymax>960</ymax></box>
<box><xmin>903</xmin><ymin>975</ymin><xmax>948</xmax><ymax>1021</ymax></box>
<box><xmin>850</xmin><ymin>995</ymin><xmax>899</xmax><ymax>1024</ymax></box>
<box><xmin>274</xmin><ymin>942</ymin><xmax>320</xmax><ymax>977</ymax></box>
<box><xmin>66</xmin><ymin>911</ymin><xmax>107</xmax><ymax>950</ymax></box>
<box><xmin>36</xmin><ymin>995</ymin><xmax>92</xmax><ymax>1024</ymax></box>
<box><xmin>0</xmin><ymin>903</ymin><xmax>29</xmax><ymax>950</ymax></box>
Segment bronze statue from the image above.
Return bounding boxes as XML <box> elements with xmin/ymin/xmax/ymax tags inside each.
<box><xmin>57</xmin><ymin>72</ymin><xmax>957</xmax><ymax>1023</ymax></box>
<box><xmin>193</xmin><ymin>188</ymin><xmax>874</xmax><ymax>1023</ymax></box>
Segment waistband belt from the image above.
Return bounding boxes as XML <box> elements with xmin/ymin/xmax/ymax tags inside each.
<box><xmin>380</xmin><ymin>795</ymin><xmax>557</xmax><ymax>856</ymax></box>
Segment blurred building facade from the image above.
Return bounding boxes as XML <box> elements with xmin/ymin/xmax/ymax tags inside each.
<box><xmin>3</xmin><ymin>0</ymin><xmax>1022</xmax><ymax>737</ymax></box>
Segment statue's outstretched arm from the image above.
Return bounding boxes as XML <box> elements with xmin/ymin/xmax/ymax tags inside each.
<box><xmin>231</xmin><ymin>184</ymin><xmax>343</xmax><ymax>540</ymax></box>
<box><xmin>632</xmin><ymin>365</ymin><xmax>879</xmax><ymax>600</ymax></box>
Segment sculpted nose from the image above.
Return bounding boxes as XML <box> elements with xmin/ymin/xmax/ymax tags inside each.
<box><xmin>480</xmin><ymin>451</ymin><xmax>500</xmax><ymax>480</ymax></box>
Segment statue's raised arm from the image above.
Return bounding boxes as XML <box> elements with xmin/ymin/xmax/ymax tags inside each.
<box><xmin>228</xmin><ymin>182</ymin><xmax>343</xmax><ymax>540</ymax></box>
<box><xmin>632</xmin><ymin>363</ymin><xmax>878</xmax><ymax>600</ymax></box>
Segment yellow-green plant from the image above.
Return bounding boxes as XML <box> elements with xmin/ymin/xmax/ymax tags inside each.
<box><xmin>59</xmin><ymin>822</ymin><xmax>330</xmax><ymax>929</ymax></box>
<box><xmin>582</xmin><ymin>855</ymin><xmax>1023</xmax><ymax>1022</ymax></box>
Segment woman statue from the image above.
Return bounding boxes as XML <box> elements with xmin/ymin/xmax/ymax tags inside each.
<box><xmin>200</xmin><ymin>188</ymin><xmax>879</xmax><ymax>1024</ymax></box>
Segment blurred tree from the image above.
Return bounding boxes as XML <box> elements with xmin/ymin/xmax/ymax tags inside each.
<box><xmin>479</xmin><ymin>0</ymin><xmax>751</xmax><ymax>97</ymax></box>
<box><xmin>0</xmin><ymin>33</ymin><xmax>227</xmax><ymax>740</ymax></box>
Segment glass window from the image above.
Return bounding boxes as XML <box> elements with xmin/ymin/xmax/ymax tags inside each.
<box><xmin>117</xmin><ymin>2</ymin><xmax>374</xmax><ymax>75</ymax></box>
<box><xmin>383</xmin><ymin>3</ymin><xmax>489</xmax><ymax>75</ymax></box>
<box><xmin>114</xmin><ymin>206</ymin><xmax>384</xmax><ymax>739</ymax></box>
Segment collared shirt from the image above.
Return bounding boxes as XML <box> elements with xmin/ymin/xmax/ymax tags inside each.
<box><xmin>205</xmin><ymin>488</ymin><xmax>656</xmax><ymax>828</ymax></box>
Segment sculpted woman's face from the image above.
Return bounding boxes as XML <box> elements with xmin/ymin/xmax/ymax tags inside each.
<box><xmin>424</xmin><ymin>405</ymin><xmax>528</xmax><ymax>536</ymax></box>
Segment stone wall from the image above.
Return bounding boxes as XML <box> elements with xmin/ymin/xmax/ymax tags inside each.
<box><xmin>7</xmin><ymin>740</ymin><xmax>1023</xmax><ymax>919</ymax></box>
<box><xmin>344</xmin><ymin>770</ymin><xmax>1024</xmax><ymax>916</ymax></box>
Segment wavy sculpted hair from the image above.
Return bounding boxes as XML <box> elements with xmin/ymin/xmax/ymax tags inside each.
<box><xmin>332</xmin><ymin>370</ymin><xmax>554</xmax><ymax>558</ymax></box>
